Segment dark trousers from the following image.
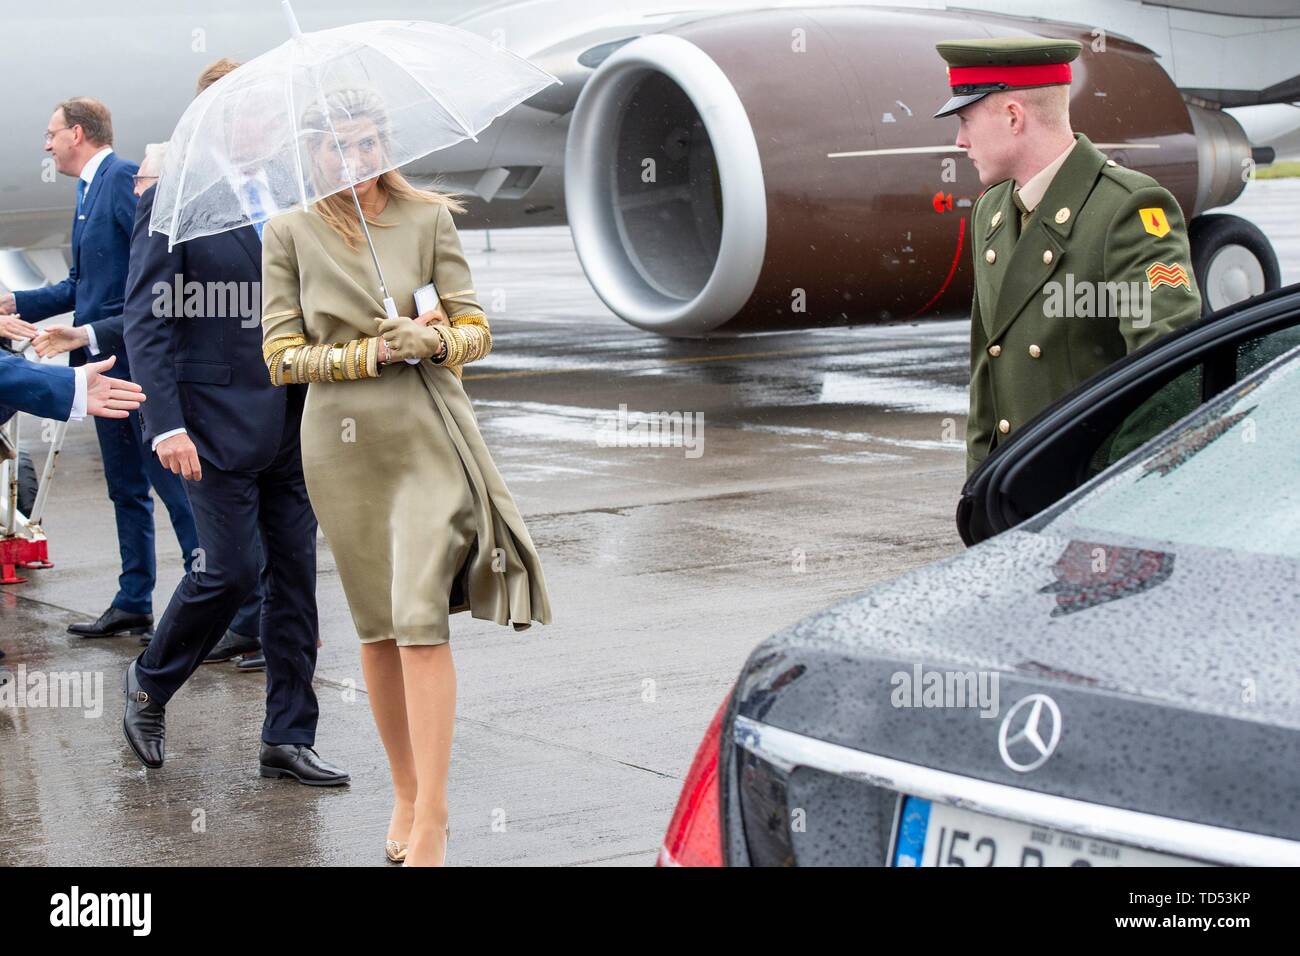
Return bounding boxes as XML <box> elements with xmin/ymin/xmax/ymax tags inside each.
<box><xmin>93</xmin><ymin>408</ymin><xmax>200</xmax><ymax>615</ymax></box>
<box><xmin>134</xmin><ymin>424</ymin><xmax>320</xmax><ymax>745</ymax></box>
<box><xmin>228</xmin><ymin>533</ymin><xmax>265</xmax><ymax>640</ymax></box>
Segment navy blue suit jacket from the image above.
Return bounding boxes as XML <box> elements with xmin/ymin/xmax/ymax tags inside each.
<box><xmin>123</xmin><ymin>185</ymin><xmax>295</xmax><ymax>473</ymax></box>
<box><xmin>0</xmin><ymin>352</ymin><xmax>75</xmax><ymax>422</ymax></box>
<box><xmin>13</xmin><ymin>152</ymin><xmax>139</xmax><ymax>370</ymax></box>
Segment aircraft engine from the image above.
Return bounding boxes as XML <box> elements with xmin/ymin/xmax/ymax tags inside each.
<box><xmin>564</xmin><ymin>7</ymin><xmax>1254</xmax><ymax>336</ymax></box>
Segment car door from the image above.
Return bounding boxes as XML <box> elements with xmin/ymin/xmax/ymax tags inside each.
<box><xmin>958</xmin><ymin>284</ymin><xmax>1300</xmax><ymax>546</ymax></box>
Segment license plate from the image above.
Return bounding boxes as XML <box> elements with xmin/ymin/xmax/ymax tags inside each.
<box><xmin>889</xmin><ymin>795</ymin><xmax>1209</xmax><ymax>867</ymax></box>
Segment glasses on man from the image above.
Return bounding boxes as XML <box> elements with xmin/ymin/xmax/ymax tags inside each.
<box><xmin>132</xmin><ymin>175</ymin><xmax>159</xmax><ymax>187</ymax></box>
<box><xmin>43</xmin><ymin>125</ymin><xmax>76</xmax><ymax>144</ymax></box>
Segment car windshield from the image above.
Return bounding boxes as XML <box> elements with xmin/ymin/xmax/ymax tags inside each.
<box><xmin>1034</xmin><ymin>347</ymin><xmax>1300</xmax><ymax>559</ymax></box>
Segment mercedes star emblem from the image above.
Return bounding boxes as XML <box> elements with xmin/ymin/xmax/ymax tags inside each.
<box><xmin>998</xmin><ymin>693</ymin><xmax>1062</xmax><ymax>772</ymax></box>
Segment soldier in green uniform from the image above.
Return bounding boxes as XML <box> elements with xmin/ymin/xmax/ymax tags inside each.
<box><xmin>934</xmin><ymin>36</ymin><xmax>1203</xmax><ymax>475</ymax></box>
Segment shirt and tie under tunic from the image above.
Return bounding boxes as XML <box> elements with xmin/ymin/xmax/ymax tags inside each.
<box><xmin>260</xmin><ymin>192</ymin><xmax>552</xmax><ymax>645</ymax></box>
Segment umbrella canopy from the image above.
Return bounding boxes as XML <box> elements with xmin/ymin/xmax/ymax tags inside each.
<box><xmin>149</xmin><ymin>8</ymin><xmax>558</xmax><ymax>249</ymax></box>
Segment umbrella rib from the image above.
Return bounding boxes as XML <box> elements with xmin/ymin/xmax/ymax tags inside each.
<box><xmin>284</xmin><ymin>38</ymin><xmax>309</xmax><ymax>211</ymax></box>
<box><xmin>370</xmin><ymin>43</ymin><xmax>479</xmax><ymax>142</ymax></box>
<box><xmin>370</xmin><ymin>28</ymin><xmax>561</xmax><ymax>155</ymax></box>
<box><xmin>166</xmin><ymin>83</ymin><xmax>226</xmax><ymax>251</ymax></box>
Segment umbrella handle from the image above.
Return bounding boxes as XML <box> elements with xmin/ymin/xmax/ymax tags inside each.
<box><xmin>383</xmin><ymin>296</ymin><xmax>421</xmax><ymax>366</ymax></box>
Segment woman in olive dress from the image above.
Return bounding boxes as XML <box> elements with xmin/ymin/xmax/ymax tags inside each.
<box><xmin>261</xmin><ymin>88</ymin><xmax>552</xmax><ymax>867</ymax></box>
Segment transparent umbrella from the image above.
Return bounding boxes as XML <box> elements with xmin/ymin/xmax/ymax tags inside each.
<box><xmin>150</xmin><ymin>0</ymin><xmax>558</xmax><ymax>336</ymax></box>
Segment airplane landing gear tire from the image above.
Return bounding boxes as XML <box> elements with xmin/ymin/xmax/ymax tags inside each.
<box><xmin>1189</xmin><ymin>213</ymin><xmax>1281</xmax><ymax>316</ymax></box>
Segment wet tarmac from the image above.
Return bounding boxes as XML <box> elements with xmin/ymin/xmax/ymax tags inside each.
<box><xmin>1</xmin><ymin>178</ymin><xmax>1294</xmax><ymax>866</ymax></box>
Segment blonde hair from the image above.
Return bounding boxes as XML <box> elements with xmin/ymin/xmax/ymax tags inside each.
<box><xmin>301</xmin><ymin>87</ymin><xmax>466</xmax><ymax>250</ymax></box>
<box><xmin>196</xmin><ymin>58</ymin><xmax>241</xmax><ymax>95</ymax></box>
<box><xmin>988</xmin><ymin>84</ymin><xmax>1071</xmax><ymax>133</ymax></box>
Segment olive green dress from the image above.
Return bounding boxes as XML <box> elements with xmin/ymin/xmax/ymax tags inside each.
<box><xmin>260</xmin><ymin>193</ymin><xmax>552</xmax><ymax>645</ymax></box>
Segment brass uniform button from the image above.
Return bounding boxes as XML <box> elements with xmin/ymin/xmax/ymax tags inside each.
<box><xmin>990</xmin><ymin>211</ymin><xmax>1002</xmax><ymax>227</ymax></box>
<box><xmin>1029</xmin><ymin>344</ymin><xmax>1042</xmax><ymax>358</ymax></box>
<box><xmin>1042</xmin><ymin>249</ymin><xmax>1054</xmax><ymax>264</ymax></box>
<box><xmin>988</xmin><ymin>344</ymin><xmax>1002</xmax><ymax>357</ymax></box>
<box><xmin>998</xmin><ymin>419</ymin><xmax>1010</xmax><ymax>434</ymax></box>
<box><xmin>1054</xmin><ymin>207</ymin><xmax>1070</xmax><ymax>224</ymax></box>
<box><xmin>985</xmin><ymin>248</ymin><xmax>997</xmax><ymax>264</ymax></box>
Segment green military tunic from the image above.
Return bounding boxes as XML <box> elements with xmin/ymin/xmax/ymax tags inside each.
<box><xmin>966</xmin><ymin>132</ymin><xmax>1202</xmax><ymax>474</ymax></box>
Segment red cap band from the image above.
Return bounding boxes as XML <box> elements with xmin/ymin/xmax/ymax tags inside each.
<box><xmin>947</xmin><ymin>62</ymin><xmax>1072</xmax><ymax>88</ymax></box>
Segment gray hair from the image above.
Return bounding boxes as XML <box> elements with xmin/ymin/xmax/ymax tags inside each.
<box><xmin>139</xmin><ymin>142</ymin><xmax>168</xmax><ymax>178</ymax></box>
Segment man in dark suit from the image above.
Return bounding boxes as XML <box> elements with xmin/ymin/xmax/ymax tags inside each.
<box><xmin>119</xmin><ymin>65</ymin><xmax>347</xmax><ymax>784</ymax></box>
<box><xmin>128</xmin><ymin>147</ymin><xmax>266</xmax><ymax>668</ymax></box>
<box><xmin>0</xmin><ymin>97</ymin><xmax>199</xmax><ymax>638</ymax></box>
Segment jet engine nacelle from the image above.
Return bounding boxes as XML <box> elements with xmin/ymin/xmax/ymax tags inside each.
<box><xmin>565</xmin><ymin>7</ymin><xmax>1253</xmax><ymax>337</ymax></box>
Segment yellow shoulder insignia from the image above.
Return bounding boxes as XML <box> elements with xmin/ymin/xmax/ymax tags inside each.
<box><xmin>1139</xmin><ymin>207</ymin><xmax>1170</xmax><ymax>238</ymax></box>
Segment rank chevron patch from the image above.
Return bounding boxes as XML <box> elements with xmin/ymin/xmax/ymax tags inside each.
<box><xmin>1146</xmin><ymin>261</ymin><xmax>1191</xmax><ymax>291</ymax></box>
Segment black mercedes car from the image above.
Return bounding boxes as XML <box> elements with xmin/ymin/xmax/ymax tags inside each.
<box><xmin>658</xmin><ymin>285</ymin><xmax>1300</xmax><ymax>867</ymax></box>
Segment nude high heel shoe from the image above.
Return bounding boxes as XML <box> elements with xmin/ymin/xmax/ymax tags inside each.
<box><xmin>400</xmin><ymin>823</ymin><xmax>449</xmax><ymax>867</ymax></box>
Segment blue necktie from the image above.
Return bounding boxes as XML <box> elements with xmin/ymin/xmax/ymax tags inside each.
<box><xmin>244</xmin><ymin>182</ymin><xmax>265</xmax><ymax>241</ymax></box>
<box><xmin>76</xmin><ymin>178</ymin><xmax>87</xmax><ymax>215</ymax></box>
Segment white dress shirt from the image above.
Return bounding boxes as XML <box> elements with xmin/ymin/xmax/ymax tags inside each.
<box><xmin>1013</xmin><ymin>139</ymin><xmax>1077</xmax><ymax>214</ymax></box>
<box><xmin>68</xmin><ymin>367</ymin><xmax>88</xmax><ymax>420</ymax></box>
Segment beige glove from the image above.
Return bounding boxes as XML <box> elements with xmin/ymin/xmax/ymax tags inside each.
<box><xmin>376</xmin><ymin>316</ymin><xmax>447</xmax><ymax>362</ymax></box>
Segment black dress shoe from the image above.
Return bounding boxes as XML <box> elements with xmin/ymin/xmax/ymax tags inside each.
<box><xmin>122</xmin><ymin>660</ymin><xmax>165</xmax><ymax>768</ymax></box>
<box><xmin>203</xmin><ymin>629</ymin><xmax>261</xmax><ymax>663</ymax></box>
<box><xmin>258</xmin><ymin>743</ymin><xmax>349</xmax><ymax>787</ymax></box>
<box><xmin>69</xmin><ymin>606</ymin><xmax>154</xmax><ymax>638</ymax></box>
<box><xmin>235</xmin><ymin>652</ymin><xmax>266</xmax><ymax>671</ymax></box>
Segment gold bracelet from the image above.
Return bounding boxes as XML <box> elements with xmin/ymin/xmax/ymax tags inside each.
<box><xmin>343</xmin><ymin>340</ymin><xmax>357</xmax><ymax>380</ymax></box>
<box><xmin>330</xmin><ymin>345</ymin><xmax>344</xmax><ymax>382</ymax></box>
<box><xmin>269</xmin><ymin>349</ymin><xmax>285</xmax><ymax>384</ymax></box>
<box><xmin>295</xmin><ymin>346</ymin><xmax>311</xmax><ymax>383</ymax></box>
<box><xmin>360</xmin><ymin>336</ymin><xmax>372</xmax><ymax>377</ymax></box>
<box><xmin>263</xmin><ymin>333</ymin><xmax>305</xmax><ymax>366</ymax></box>
<box><xmin>462</xmin><ymin>328</ymin><xmax>480</xmax><ymax>364</ymax></box>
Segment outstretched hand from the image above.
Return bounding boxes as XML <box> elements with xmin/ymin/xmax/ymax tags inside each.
<box><xmin>84</xmin><ymin>355</ymin><xmax>146</xmax><ymax>420</ymax></box>
<box><xmin>0</xmin><ymin>315</ymin><xmax>39</xmax><ymax>342</ymax></box>
<box><xmin>32</xmin><ymin>324</ymin><xmax>90</xmax><ymax>358</ymax></box>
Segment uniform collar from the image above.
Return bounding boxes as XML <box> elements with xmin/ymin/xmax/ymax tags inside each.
<box><xmin>1032</xmin><ymin>132</ymin><xmax>1108</xmax><ymax>238</ymax></box>
<box><xmin>983</xmin><ymin>133</ymin><xmax>1108</xmax><ymax>345</ymax></box>
<box><xmin>1014</xmin><ymin>138</ymin><xmax>1076</xmax><ymax>214</ymax></box>
<box><xmin>79</xmin><ymin>146</ymin><xmax>114</xmax><ymax>187</ymax></box>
